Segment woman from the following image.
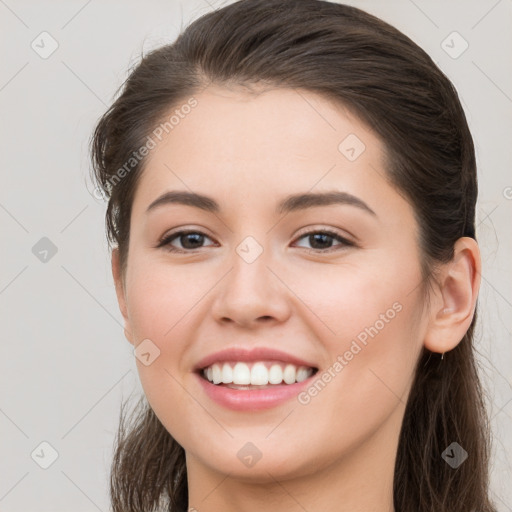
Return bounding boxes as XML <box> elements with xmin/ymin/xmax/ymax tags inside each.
<box><xmin>90</xmin><ymin>0</ymin><xmax>497</xmax><ymax>510</ymax></box>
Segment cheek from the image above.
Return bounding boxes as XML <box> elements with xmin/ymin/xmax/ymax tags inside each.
<box><xmin>125</xmin><ymin>252</ymin><xmax>203</xmax><ymax>341</ymax></box>
<box><xmin>123</xmin><ymin>256</ymin><xmax>204</xmax><ymax>419</ymax></box>
<box><xmin>288</xmin><ymin>285</ymin><xmax>422</xmax><ymax>467</ymax></box>
<box><xmin>290</xmin><ymin>256</ymin><xmax>423</xmax><ymax>404</ymax></box>
<box><xmin>297</xmin><ymin>304</ymin><xmax>420</xmax><ymax>447</ymax></box>
<box><xmin>287</xmin><ymin>255</ymin><xmax>419</xmax><ymax>344</ymax></box>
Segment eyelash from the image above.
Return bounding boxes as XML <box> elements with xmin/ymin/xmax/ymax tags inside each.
<box><xmin>156</xmin><ymin>228</ymin><xmax>355</xmax><ymax>254</ymax></box>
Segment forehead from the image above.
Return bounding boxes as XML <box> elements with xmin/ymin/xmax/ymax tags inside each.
<box><xmin>131</xmin><ymin>86</ymin><xmax>390</xmax><ymax>211</ymax></box>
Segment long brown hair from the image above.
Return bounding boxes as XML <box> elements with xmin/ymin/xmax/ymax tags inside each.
<box><xmin>90</xmin><ymin>1</ymin><xmax>497</xmax><ymax>510</ymax></box>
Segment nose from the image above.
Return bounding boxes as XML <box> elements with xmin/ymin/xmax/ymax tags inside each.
<box><xmin>210</xmin><ymin>246</ymin><xmax>291</xmax><ymax>329</ymax></box>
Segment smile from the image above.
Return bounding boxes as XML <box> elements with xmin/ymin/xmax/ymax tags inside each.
<box><xmin>201</xmin><ymin>361</ymin><xmax>316</xmax><ymax>387</ymax></box>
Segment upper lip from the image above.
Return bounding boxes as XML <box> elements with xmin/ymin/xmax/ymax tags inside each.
<box><xmin>194</xmin><ymin>347</ymin><xmax>318</xmax><ymax>371</ymax></box>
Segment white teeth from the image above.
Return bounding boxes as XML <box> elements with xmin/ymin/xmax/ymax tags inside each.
<box><xmin>296</xmin><ymin>367</ymin><xmax>310</xmax><ymax>383</ymax></box>
<box><xmin>233</xmin><ymin>362</ymin><xmax>251</xmax><ymax>385</ymax></box>
<box><xmin>283</xmin><ymin>364</ymin><xmax>296</xmax><ymax>384</ymax></box>
<box><xmin>212</xmin><ymin>363</ymin><xmax>222</xmax><ymax>384</ymax></box>
<box><xmin>221</xmin><ymin>363</ymin><xmax>233</xmax><ymax>384</ymax></box>
<box><xmin>250</xmin><ymin>362</ymin><xmax>268</xmax><ymax>385</ymax></box>
<box><xmin>202</xmin><ymin>361</ymin><xmax>314</xmax><ymax>386</ymax></box>
<box><xmin>268</xmin><ymin>364</ymin><xmax>283</xmax><ymax>384</ymax></box>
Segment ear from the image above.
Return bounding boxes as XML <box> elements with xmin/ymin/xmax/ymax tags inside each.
<box><xmin>111</xmin><ymin>248</ymin><xmax>134</xmax><ymax>345</ymax></box>
<box><xmin>423</xmin><ymin>237</ymin><xmax>481</xmax><ymax>354</ymax></box>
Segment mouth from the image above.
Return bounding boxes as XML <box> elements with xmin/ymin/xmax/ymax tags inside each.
<box><xmin>195</xmin><ymin>359</ymin><xmax>319</xmax><ymax>411</ymax></box>
<box><xmin>193</xmin><ymin>347</ymin><xmax>319</xmax><ymax>410</ymax></box>
<box><xmin>197</xmin><ymin>360</ymin><xmax>319</xmax><ymax>390</ymax></box>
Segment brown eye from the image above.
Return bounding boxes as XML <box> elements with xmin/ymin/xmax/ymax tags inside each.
<box><xmin>293</xmin><ymin>230</ymin><xmax>354</xmax><ymax>252</ymax></box>
<box><xmin>158</xmin><ymin>230</ymin><xmax>216</xmax><ymax>253</ymax></box>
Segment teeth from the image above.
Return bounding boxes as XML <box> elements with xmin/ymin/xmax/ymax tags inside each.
<box><xmin>268</xmin><ymin>364</ymin><xmax>283</xmax><ymax>384</ymax></box>
<box><xmin>221</xmin><ymin>363</ymin><xmax>233</xmax><ymax>384</ymax></box>
<box><xmin>202</xmin><ymin>361</ymin><xmax>314</xmax><ymax>386</ymax></box>
<box><xmin>233</xmin><ymin>362</ymin><xmax>251</xmax><ymax>385</ymax></box>
<box><xmin>212</xmin><ymin>363</ymin><xmax>222</xmax><ymax>384</ymax></box>
<box><xmin>250</xmin><ymin>362</ymin><xmax>268</xmax><ymax>385</ymax></box>
<box><xmin>296</xmin><ymin>367</ymin><xmax>310</xmax><ymax>383</ymax></box>
<box><xmin>283</xmin><ymin>364</ymin><xmax>296</xmax><ymax>384</ymax></box>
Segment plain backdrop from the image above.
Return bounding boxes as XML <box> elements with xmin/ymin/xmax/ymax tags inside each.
<box><xmin>0</xmin><ymin>0</ymin><xmax>511</xmax><ymax>510</ymax></box>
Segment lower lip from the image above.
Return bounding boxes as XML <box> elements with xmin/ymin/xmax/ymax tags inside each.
<box><xmin>196</xmin><ymin>372</ymin><xmax>316</xmax><ymax>411</ymax></box>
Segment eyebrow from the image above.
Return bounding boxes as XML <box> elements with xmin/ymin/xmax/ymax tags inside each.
<box><xmin>146</xmin><ymin>190</ymin><xmax>376</xmax><ymax>216</ymax></box>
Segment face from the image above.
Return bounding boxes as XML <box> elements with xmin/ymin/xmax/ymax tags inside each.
<box><xmin>114</xmin><ymin>85</ymin><xmax>429</xmax><ymax>481</ymax></box>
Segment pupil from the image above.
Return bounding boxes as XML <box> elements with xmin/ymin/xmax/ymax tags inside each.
<box><xmin>310</xmin><ymin>233</ymin><xmax>332</xmax><ymax>249</ymax></box>
<box><xmin>182</xmin><ymin>233</ymin><xmax>204</xmax><ymax>249</ymax></box>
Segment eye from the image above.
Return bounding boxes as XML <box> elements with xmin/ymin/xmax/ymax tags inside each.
<box><xmin>157</xmin><ymin>228</ymin><xmax>355</xmax><ymax>254</ymax></box>
<box><xmin>157</xmin><ymin>230</ymin><xmax>216</xmax><ymax>253</ymax></box>
<box><xmin>293</xmin><ymin>229</ymin><xmax>354</xmax><ymax>252</ymax></box>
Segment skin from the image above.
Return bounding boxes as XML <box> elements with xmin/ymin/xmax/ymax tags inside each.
<box><xmin>111</xmin><ymin>85</ymin><xmax>481</xmax><ymax>512</ymax></box>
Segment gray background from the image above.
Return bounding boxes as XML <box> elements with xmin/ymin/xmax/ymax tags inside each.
<box><xmin>0</xmin><ymin>0</ymin><xmax>511</xmax><ymax>510</ymax></box>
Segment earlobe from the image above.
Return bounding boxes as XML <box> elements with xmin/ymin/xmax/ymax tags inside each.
<box><xmin>111</xmin><ymin>248</ymin><xmax>134</xmax><ymax>345</ymax></box>
<box><xmin>423</xmin><ymin>237</ymin><xmax>481</xmax><ymax>354</ymax></box>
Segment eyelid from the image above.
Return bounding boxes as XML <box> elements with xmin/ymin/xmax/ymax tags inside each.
<box><xmin>293</xmin><ymin>225</ymin><xmax>356</xmax><ymax>244</ymax></box>
<box><xmin>291</xmin><ymin>228</ymin><xmax>356</xmax><ymax>252</ymax></box>
<box><xmin>156</xmin><ymin>227</ymin><xmax>217</xmax><ymax>249</ymax></box>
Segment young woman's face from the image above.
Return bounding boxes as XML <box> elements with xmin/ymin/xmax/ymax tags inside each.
<box><xmin>115</xmin><ymin>85</ymin><xmax>429</xmax><ymax>481</ymax></box>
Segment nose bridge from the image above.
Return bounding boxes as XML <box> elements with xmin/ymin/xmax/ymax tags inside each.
<box><xmin>229</xmin><ymin>234</ymin><xmax>275</xmax><ymax>299</ymax></box>
<box><xmin>211</xmin><ymin>233</ymin><xmax>290</xmax><ymax>326</ymax></box>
